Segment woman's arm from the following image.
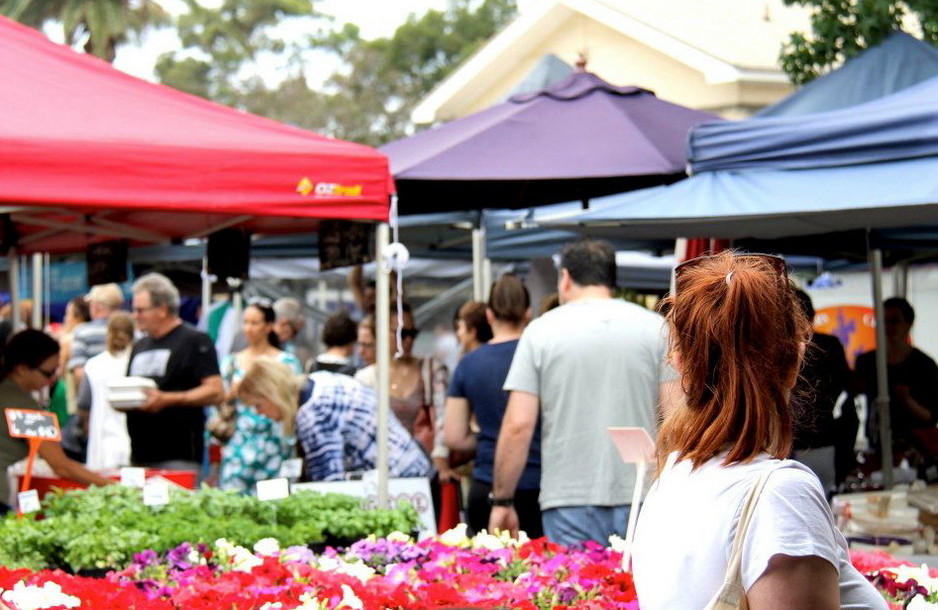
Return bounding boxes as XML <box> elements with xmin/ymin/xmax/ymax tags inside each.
<box><xmin>747</xmin><ymin>554</ymin><xmax>838</xmax><ymax>610</ymax></box>
<box><xmin>444</xmin><ymin>396</ymin><xmax>476</xmax><ymax>451</ymax></box>
<box><xmin>37</xmin><ymin>441</ymin><xmax>114</xmax><ymax>487</ymax></box>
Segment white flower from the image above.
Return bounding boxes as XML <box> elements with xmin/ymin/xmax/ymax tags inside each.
<box><xmin>608</xmin><ymin>534</ymin><xmax>628</xmax><ymax>554</ymax></box>
<box><xmin>1</xmin><ymin>581</ymin><xmax>80</xmax><ymax>610</ymax></box>
<box><xmin>386</xmin><ymin>531</ymin><xmax>412</xmax><ymax>543</ymax></box>
<box><xmin>316</xmin><ymin>555</ymin><xmax>375</xmax><ymax>582</ymax></box>
<box><xmin>214</xmin><ymin>538</ymin><xmax>235</xmax><ymax>555</ymax></box>
<box><xmin>338</xmin><ymin>560</ymin><xmax>376</xmax><ymax>583</ymax></box>
<box><xmin>890</xmin><ymin>564</ymin><xmax>938</xmax><ymax>595</ymax></box>
<box><xmin>438</xmin><ymin>523</ymin><xmax>471</xmax><ymax>547</ymax></box>
<box><xmin>472</xmin><ymin>530</ymin><xmax>508</xmax><ymax>551</ymax></box>
<box><xmin>296</xmin><ymin>592</ymin><xmax>329</xmax><ymax>610</ymax></box>
<box><xmin>470</xmin><ymin>527</ymin><xmax>527</xmax><ymax>550</ymax></box>
<box><xmin>231</xmin><ymin>548</ymin><xmax>263</xmax><ymax>572</ymax></box>
<box><xmin>336</xmin><ymin>584</ymin><xmax>364</xmax><ymax>609</ymax></box>
<box><xmin>254</xmin><ymin>537</ymin><xmax>281</xmax><ymax>556</ymax></box>
<box><xmin>259</xmin><ymin>603</ymin><xmax>283</xmax><ymax>610</ymax></box>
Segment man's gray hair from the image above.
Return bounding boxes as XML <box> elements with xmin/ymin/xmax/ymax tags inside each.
<box><xmin>133</xmin><ymin>273</ymin><xmax>180</xmax><ymax>316</ymax></box>
<box><xmin>273</xmin><ymin>297</ymin><xmax>304</xmax><ymax>328</ymax></box>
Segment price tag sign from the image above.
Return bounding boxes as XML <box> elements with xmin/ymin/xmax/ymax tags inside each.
<box><xmin>256</xmin><ymin>477</ymin><xmax>290</xmax><ymax>501</ymax></box>
<box><xmin>17</xmin><ymin>489</ymin><xmax>40</xmax><ymax>514</ymax></box>
<box><xmin>5</xmin><ymin>409</ymin><xmax>61</xmax><ymax>441</ymax></box>
<box><xmin>278</xmin><ymin>458</ymin><xmax>303</xmax><ymax>480</ymax></box>
<box><xmin>120</xmin><ymin>467</ymin><xmax>146</xmax><ymax>488</ymax></box>
<box><xmin>143</xmin><ymin>479</ymin><xmax>170</xmax><ymax>506</ymax></box>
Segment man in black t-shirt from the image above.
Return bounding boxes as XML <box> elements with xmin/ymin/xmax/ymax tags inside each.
<box><xmin>126</xmin><ymin>273</ymin><xmax>224</xmax><ymax>470</ymax></box>
<box><xmin>856</xmin><ymin>297</ymin><xmax>938</xmax><ymax>461</ymax></box>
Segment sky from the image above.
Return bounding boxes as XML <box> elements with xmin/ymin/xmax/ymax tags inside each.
<box><xmin>112</xmin><ymin>0</ymin><xmax>453</xmax><ymax>82</ymax></box>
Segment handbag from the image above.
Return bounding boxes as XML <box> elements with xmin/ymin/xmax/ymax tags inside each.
<box><xmin>206</xmin><ymin>401</ymin><xmax>237</xmax><ymax>443</ymax></box>
<box><xmin>703</xmin><ymin>465</ymin><xmax>780</xmax><ymax>610</ymax></box>
<box><xmin>207</xmin><ymin>356</ymin><xmax>238</xmax><ymax>443</ymax></box>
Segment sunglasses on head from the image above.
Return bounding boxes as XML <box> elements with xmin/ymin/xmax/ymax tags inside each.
<box><xmin>673</xmin><ymin>253</ymin><xmax>787</xmax><ymax>295</ymax></box>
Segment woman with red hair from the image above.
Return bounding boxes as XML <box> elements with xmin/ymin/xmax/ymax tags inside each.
<box><xmin>632</xmin><ymin>252</ymin><xmax>884</xmax><ymax>609</ymax></box>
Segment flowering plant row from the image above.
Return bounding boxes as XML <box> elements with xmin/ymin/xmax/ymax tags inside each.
<box><xmin>0</xmin><ymin>533</ymin><xmax>935</xmax><ymax>609</ymax></box>
<box><xmin>0</xmin><ymin>526</ymin><xmax>637</xmax><ymax>609</ymax></box>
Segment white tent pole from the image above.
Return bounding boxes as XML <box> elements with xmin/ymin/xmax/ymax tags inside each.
<box><xmin>31</xmin><ymin>253</ymin><xmax>42</xmax><ymax>329</ymax></box>
<box><xmin>482</xmin><ymin>257</ymin><xmax>492</xmax><ymax>302</ymax></box>
<box><xmin>201</xmin><ymin>256</ymin><xmax>212</xmax><ymax>323</ymax></box>
<box><xmin>376</xmin><ymin>222</ymin><xmax>391</xmax><ymax>507</ymax></box>
<box><xmin>44</xmin><ymin>253</ymin><xmax>51</xmax><ymax>329</ymax></box>
<box><xmin>894</xmin><ymin>261</ymin><xmax>909</xmax><ymax>298</ymax></box>
<box><xmin>8</xmin><ymin>249</ymin><xmax>19</xmax><ymax>333</ymax></box>
<box><xmin>472</xmin><ymin>228</ymin><xmax>485</xmax><ymax>301</ymax></box>
<box><xmin>870</xmin><ymin>248</ymin><xmax>893</xmax><ymax>489</ymax></box>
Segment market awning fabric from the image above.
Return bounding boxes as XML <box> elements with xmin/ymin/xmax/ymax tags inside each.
<box><xmin>0</xmin><ymin>16</ymin><xmax>392</xmax><ymax>253</ymax></box>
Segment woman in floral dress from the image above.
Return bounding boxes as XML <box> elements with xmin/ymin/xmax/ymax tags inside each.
<box><xmin>219</xmin><ymin>302</ymin><xmax>301</xmax><ymax>492</ymax></box>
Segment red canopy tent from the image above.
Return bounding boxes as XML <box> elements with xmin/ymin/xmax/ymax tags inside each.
<box><xmin>0</xmin><ymin>16</ymin><xmax>392</xmax><ymax>254</ymax></box>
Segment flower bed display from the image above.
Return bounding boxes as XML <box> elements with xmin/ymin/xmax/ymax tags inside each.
<box><xmin>2</xmin><ymin>484</ymin><xmax>937</xmax><ymax>609</ymax></box>
<box><xmin>0</xmin><ymin>528</ymin><xmax>638</xmax><ymax>609</ymax></box>
<box><xmin>1</xmin><ymin>533</ymin><xmax>935</xmax><ymax>609</ymax></box>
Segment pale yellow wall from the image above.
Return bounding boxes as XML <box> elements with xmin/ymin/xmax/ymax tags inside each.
<box><xmin>445</xmin><ymin>13</ymin><xmax>795</xmax><ymax>120</ymax></box>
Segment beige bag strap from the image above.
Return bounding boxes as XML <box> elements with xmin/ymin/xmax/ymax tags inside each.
<box><xmin>709</xmin><ymin>464</ymin><xmax>781</xmax><ymax>609</ymax></box>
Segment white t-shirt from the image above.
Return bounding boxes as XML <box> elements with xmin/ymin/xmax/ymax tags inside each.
<box><xmin>503</xmin><ymin>298</ymin><xmax>673</xmax><ymax>509</ymax></box>
<box><xmin>632</xmin><ymin>452</ymin><xmax>886</xmax><ymax>610</ymax></box>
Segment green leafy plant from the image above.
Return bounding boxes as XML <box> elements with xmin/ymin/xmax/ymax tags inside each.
<box><xmin>0</xmin><ymin>485</ymin><xmax>420</xmax><ymax>572</ymax></box>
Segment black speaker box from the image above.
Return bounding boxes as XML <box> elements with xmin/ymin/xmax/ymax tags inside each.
<box><xmin>86</xmin><ymin>239</ymin><xmax>128</xmax><ymax>285</ymax></box>
<box><xmin>207</xmin><ymin>228</ymin><xmax>251</xmax><ymax>280</ymax></box>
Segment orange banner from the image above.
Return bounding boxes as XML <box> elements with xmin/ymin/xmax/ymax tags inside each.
<box><xmin>813</xmin><ymin>305</ymin><xmax>876</xmax><ymax>368</ymax></box>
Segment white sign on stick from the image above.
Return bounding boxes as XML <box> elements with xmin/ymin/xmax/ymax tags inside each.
<box><xmin>256</xmin><ymin>477</ymin><xmax>290</xmax><ymax>501</ymax></box>
<box><xmin>17</xmin><ymin>489</ymin><xmax>40</xmax><ymax>514</ymax></box>
<box><xmin>608</xmin><ymin>426</ymin><xmax>656</xmax><ymax>571</ymax></box>
<box><xmin>608</xmin><ymin>427</ymin><xmax>655</xmax><ymax>464</ymax></box>
<box><xmin>143</xmin><ymin>479</ymin><xmax>170</xmax><ymax>506</ymax></box>
<box><xmin>120</xmin><ymin>467</ymin><xmax>146</xmax><ymax>488</ymax></box>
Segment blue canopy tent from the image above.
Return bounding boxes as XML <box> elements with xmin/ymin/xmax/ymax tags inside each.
<box><xmin>756</xmin><ymin>31</ymin><xmax>938</xmax><ymax>118</ymax></box>
<box><xmin>541</xmin><ymin>72</ymin><xmax>938</xmax><ymax>487</ymax></box>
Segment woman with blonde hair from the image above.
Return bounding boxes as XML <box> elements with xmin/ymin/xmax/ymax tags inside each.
<box><xmin>236</xmin><ymin>359</ymin><xmax>302</xmax><ymax>439</ymax></box>
<box><xmin>80</xmin><ymin>311</ymin><xmax>135</xmax><ymax>469</ymax></box>
<box><xmin>631</xmin><ymin>252</ymin><xmax>884</xmax><ymax>609</ymax></box>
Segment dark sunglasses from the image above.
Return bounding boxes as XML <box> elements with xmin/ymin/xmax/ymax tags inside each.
<box><xmin>34</xmin><ymin>367</ymin><xmax>57</xmax><ymax>380</ymax></box>
<box><xmin>399</xmin><ymin>328</ymin><xmax>419</xmax><ymax>339</ymax></box>
<box><xmin>674</xmin><ymin>253</ymin><xmax>787</xmax><ymax>295</ymax></box>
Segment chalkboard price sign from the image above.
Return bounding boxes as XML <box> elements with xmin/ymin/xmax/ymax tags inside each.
<box><xmin>5</xmin><ymin>409</ymin><xmax>61</xmax><ymax>441</ymax></box>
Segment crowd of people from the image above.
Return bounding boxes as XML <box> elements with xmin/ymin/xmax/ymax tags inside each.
<box><xmin>0</xmin><ymin>238</ymin><xmax>936</xmax><ymax>608</ymax></box>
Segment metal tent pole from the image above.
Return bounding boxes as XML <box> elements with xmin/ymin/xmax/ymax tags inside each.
<box><xmin>31</xmin><ymin>253</ymin><xmax>42</xmax><ymax>329</ymax></box>
<box><xmin>376</xmin><ymin>222</ymin><xmax>391</xmax><ymax>507</ymax></box>
<box><xmin>472</xmin><ymin>228</ymin><xmax>485</xmax><ymax>301</ymax></box>
<box><xmin>870</xmin><ymin>248</ymin><xmax>893</xmax><ymax>489</ymax></box>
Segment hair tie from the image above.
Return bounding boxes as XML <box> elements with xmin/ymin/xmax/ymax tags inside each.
<box><xmin>725</xmin><ymin>271</ymin><xmax>734</xmax><ymax>285</ymax></box>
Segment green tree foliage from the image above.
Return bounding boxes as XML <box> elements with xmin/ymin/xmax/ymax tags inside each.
<box><xmin>313</xmin><ymin>0</ymin><xmax>518</xmax><ymax>146</ymax></box>
<box><xmin>156</xmin><ymin>0</ymin><xmax>315</xmax><ymax>106</ymax></box>
<box><xmin>781</xmin><ymin>0</ymin><xmax>938</xmax><ymax>84</ymax></box>
<box><xmin>0</xmin><ymin>0</ymin><xmax>168</xmax><ymax>62</ymax></box>
<box><xmin>157</xmin><ymin>0</ymin><xmax>517</xmax><ymax>146</ymax></box>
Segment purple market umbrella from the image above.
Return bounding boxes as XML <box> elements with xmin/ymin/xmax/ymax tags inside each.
<box><xmin>381</xmin><ymin>70</ymin><xmax>719</xmax><ymax>214</ymax></box>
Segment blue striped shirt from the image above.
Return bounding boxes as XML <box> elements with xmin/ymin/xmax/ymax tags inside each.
<box><xmin>296</xmin><ymin>371</ymin><xmax>431</xmax><ymax>482</ymax></box>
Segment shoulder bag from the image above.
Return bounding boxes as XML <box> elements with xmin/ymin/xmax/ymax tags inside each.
<box><xmin>703</xmin><ymin>465</ymin><xmax>780</xmax><ymax>610</ymax></box>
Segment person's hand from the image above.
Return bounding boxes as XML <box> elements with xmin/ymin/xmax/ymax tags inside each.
<box><xmin>488</xmin><ymin>505</ymin><xmax>519</xmax><ymax>538</ymax></box>
<box><xmin>138</xmin><ymin>388</ymin><xmax>168</xmax><ymax>413</ymax></box>
<box><xmin>895</xmin><ymin>384</ymin><xmax>912</xmax><ymax>403</ymax></box>
<box><xmin>433</xmin><ymin>458</ymin><xmax>460</xmax><ymax>484</ymax></box>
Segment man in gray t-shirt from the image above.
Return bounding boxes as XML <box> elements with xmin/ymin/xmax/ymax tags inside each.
<box><xmin>489</xmin><ymin>238</ymin><xmax>677</xmax><ymax>547</ymax></box>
